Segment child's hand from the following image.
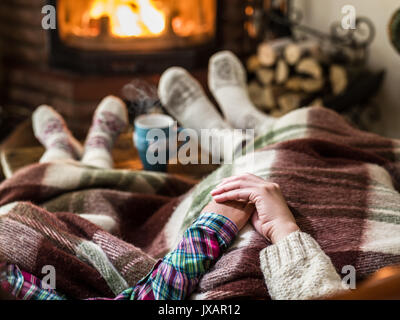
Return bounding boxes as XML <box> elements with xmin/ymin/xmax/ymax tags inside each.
<box><xmin>201</xmin><ymin>199</ymin><xmax>254</xmax><ymax>231</ymax></box>
<box><xmin>211</xmin><ymin>173</ymin><xmax>299</xmax><ymax>244</ymax></box>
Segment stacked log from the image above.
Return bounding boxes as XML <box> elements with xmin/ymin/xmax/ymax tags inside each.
<box><xmin>247</xmin><ymin>37</ymin><xmax>356</xmax><ymax>117</ymax></box>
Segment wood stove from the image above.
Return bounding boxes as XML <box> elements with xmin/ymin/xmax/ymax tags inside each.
<box><xmin>50</xmin><ymin>0</ymin><xmax>223</xmax><ymax>73</ymax></box>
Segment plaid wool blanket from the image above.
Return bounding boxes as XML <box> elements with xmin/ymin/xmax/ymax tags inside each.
<box><xmin>0</xmin><ymin>106</ymin><xmax>400</xmax><ymax>300</ymax></box>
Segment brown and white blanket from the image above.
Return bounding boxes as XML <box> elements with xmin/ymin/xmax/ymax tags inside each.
<box><xmin>0</xmin><ymin>106</ymin><xmax>399</xmax><ymax>300</ymax></box>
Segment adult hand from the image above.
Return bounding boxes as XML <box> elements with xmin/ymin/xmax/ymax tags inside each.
<box><xmin>211</xmin><ymin>173</ymin><xmax>299</xmax><ymax>243</ymax></box>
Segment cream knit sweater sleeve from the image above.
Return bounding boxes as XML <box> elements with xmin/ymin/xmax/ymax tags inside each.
<box><xmin>260</xmin><ymin>231</ymin><xmax>347</xmax><ymax>300</ymax></box>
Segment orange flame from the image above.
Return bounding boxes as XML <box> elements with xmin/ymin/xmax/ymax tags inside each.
<box><xmin>89</xmin><ymin>0</ymin><xmax>166</xmax><ymax>37</ymax></box>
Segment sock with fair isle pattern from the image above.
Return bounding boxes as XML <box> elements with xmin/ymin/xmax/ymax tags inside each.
<box><xmin>81</xmin><ymin>96</ymin><xmax>129</xmax><ymax>169</ymax></box>
<box><xmin>208</xmin><ymin>51</ymin><xmax>276</xmax><ymax>135</ymax></box>
<box><xmin>32</xmin><ymin>105</ymin><xmax>83</xmax><ymax>163</ymax></box>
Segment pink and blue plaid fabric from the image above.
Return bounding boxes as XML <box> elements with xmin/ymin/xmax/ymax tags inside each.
<box><xmin>0</xmin><ymin>264</ymin><xmax>66</xmax><ymax>300</ymax></box>
<box><xmin>0</xmin><ymin>213</ymin><xmax>237</xmax><ymax>300</ymax></box>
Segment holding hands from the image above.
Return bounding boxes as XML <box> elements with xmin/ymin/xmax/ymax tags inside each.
<box><xmin>211</xmin><ymin>173</ymin><xmax>299</xmax><ymax>244</ymax></box>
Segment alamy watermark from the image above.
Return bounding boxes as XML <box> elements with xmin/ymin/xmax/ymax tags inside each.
<box><xmin>141</xmin><ymin>125</ymin><xmax>255</xmax><ymax>166</ymax></box>
<box><xmin>41</xmin><ymin>4</ymin><xmax>358</xmax><ymax>31</ymax></box>
<box><xmin>341</xmin><ymin>265</ymin><xmax>356</xmax><ymax>289</ymax></box>
<box><xmin>41</xmin><ymin>265</ymin><xmax>56</xmax><ymax>290</ymax></box>
<box><xmin>341</xmin><ymin>5</ymin><xmax>357</xmax><ymax>30</ymax></box>
<box><xmin>37</xmin><ymin>263</ymin><xmax>357</xmax><ymax>294</ymax></box>
<box><xmin>42</xmin><ymin>5</ymin><xmax>56</xmax><ymax>30</ymax></box>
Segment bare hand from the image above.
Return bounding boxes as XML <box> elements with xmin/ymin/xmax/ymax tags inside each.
<box><xmin>211</xmin><ymin>173</ymin><xmax>299</xmax><ymax>243</ymax></box>
<box><xmin>201</xmin><ymin>199</ymin><xmax>254</xmax><ymax>231</ymax></box>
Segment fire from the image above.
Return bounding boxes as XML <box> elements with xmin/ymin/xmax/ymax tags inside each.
<box><xmin>89</xmin><ymin>0</ymin><xmax>166</xmax><ymax>38</ymax></box>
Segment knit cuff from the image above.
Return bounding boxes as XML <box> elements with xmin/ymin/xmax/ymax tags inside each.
<box><xmin>260</xmin><ymin>231</ymin><xmax>322</xmax><ymax>278</ymax></box>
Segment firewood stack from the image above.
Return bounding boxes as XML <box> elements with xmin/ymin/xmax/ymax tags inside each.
<box><xmin>247</xmin><ymin>37</ymin><xmax>352</xmax><ymax>117</ymax></box>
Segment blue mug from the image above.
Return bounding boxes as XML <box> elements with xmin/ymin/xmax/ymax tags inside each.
<box><xmin>134</xmin><ymin>114</ymin><xmax>179</xmax><ymax>172</ymax></box>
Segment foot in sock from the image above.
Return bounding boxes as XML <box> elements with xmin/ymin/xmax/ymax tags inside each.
<box><xmin>208</xmin><ymin>51</ymin><xmax>276</xmax><ymax>135</ymax></box>
<box><xmin>32</xmin><ymin>105</ymin><xmax>83</xmax><ymax>163</ymax></box>
<box><xmin>158</xmin><ymin>67</ymin><xmax>231</xmax><ymax>132</ymax></box>
<box><xmin>81</xmin><ymin>96</ymin><xmax>128</xmax><ymax>169</ymax></box>
<box><xmin>158</xmin><ymin>67</ymin><xmax>252</xmax><ymax>161</ymax></box>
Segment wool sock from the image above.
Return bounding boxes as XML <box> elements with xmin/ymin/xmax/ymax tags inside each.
<box><xmin>208</xmin><ymin>51</ymin><xmax>276</xmax><ymax>135</ymax></box>
<box><xmin>32</xmin><ymin>105</ymin><xmax>83</xmax><ymax>163</ymax></box>
<box><xmin>158</xmin><ymin>67</ymin><xmax>251</xmax><ymax>161</ymax></box>
<box><xmin>81</xmin><ymin>96</ymin><xmax>128</xmax><ymax>169</ymax></box>
<box><xmin>158</xmin><ymin>67</ymin><xmax>231</xmax><ymax>131</ymax></box>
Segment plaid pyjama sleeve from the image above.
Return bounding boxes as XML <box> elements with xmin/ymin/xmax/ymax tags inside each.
<box><xmin>0</xmin><ymin>213</ymin><xmax>238</xmax><ymax>300</ymax></box>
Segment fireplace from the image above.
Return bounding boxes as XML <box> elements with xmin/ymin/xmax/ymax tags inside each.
<box><xmin>58</xmin><ymin>0</ymin><xmax>216</xmax><ymax>49</ymax></box>
<box><xmin>50</xmin><ymin>0</ymin><xmax>221</xmax><ymax>73</ymax></box>
<box><xmin>0</xmin><ymin>0</ymin><xmax>260</xmax><ymax>138</ymax></box>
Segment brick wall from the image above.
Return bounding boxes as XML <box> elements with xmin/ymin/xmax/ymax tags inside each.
<box><xmin>0</xmin><ymin>0</ymin><xmax>49</xmax><ymax>65</ymax></box>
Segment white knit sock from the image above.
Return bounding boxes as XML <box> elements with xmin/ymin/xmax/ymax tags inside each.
<box><xmin>158</xmin><ymin>67</ymin><xmax>231</xmax><ymax>131</ymax></box>
<box><xmin>158</xmin><ymin>67</ymin><xmax>251</xmax><ymax>161</ymax></box>
<box><xmin>81</xmin><ymin>96</ymin><xmax>128</xmax><ymax>169</ymax></box>
<box><xmin>32</xmin><ymin>105</ymin><xmax>83</xmax><ymax>163</ymax></box>
<box><xmin>208</xmin><ymin>51</ymin><xmax>276</xmax><ymax>135</ymax></box>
